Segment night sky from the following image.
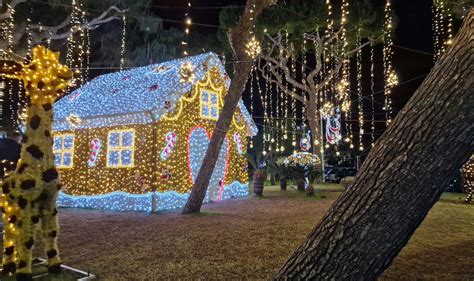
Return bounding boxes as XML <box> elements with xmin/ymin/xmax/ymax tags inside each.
<box><xmin>2</xmin><ymin>0</ymin><xmax>440</xmax><ymax>164</ymax></box>
<box><xmin>151</xmin><ymin>0</ymin><xmax>437</xmax><ymax>162</ymax></box>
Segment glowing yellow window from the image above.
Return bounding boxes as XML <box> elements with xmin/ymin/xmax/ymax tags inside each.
<box><xmin>200</xmin><ymin>89</ymin><xmax>219</xmax><ymax>120</ymax></box>
<box><xmin>107</xmin><ymin>129</ymin><xmax>135</xmax><ymax>168</ymax></box>
<box><xmin>53</xmin><ymin>134</ymin><xmax>75</xmax><ymax>168</ymax></box>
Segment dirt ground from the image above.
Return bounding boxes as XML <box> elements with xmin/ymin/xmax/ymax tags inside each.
<box><xmin>14</xmin><ymin>186</ymin><xmax>474</xmax><ymax>280</ymax></box>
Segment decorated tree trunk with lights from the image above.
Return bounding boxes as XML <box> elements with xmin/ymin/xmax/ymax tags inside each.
<box><xmin>0</xmin><ymin>46</ymin><xmax>72</xmax><ymax>279</ymax></box>
<box><xmin>274</xmin><ymin>9</ymin><xmax>474</xmax><ymax>280</ymax></box>
<box><xmin>462</xmin><ymin>155</ymin><xmax>473</xmax><ymax>204</ymax></box>
<box><xmin>182</xmin><ymin>0</ymin><xmax>276</xmax><ymax>214</ymax></box>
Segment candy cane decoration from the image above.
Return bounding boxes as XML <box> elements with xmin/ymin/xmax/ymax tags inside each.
<box><xmin>160</xmin><ymin>131</ymin><xmax>177</xmax><ymax>160</ymax></box>
<box><xmin>87</xmin><ymin>138</ymin><xmax>101</xmax><ymax>167</ymax></box>
<box><xmin>233</xmin><ymin>132</ymin><xmax>244</xmax><ymax>155</ymax></box>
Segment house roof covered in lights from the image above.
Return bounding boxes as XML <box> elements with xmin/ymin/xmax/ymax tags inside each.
<box><xmin>53</xmin><ymin>52</ymin><xmax>257</xmax><ymax>135</ymax></box>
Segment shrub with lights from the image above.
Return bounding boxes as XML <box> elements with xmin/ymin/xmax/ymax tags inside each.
<box><xmin>52</xmin><ymin>53</ymin><xmax>257</xmax><ymax>212</ymax></box>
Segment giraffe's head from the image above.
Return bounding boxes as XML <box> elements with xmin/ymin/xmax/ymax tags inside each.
<box><xmin>0</xmin><ymin>45</ymin><xmax>72</xmax><ymax>106</ymax></box>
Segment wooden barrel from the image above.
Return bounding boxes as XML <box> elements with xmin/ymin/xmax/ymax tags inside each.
<box><xmin>253</xmin><ymin>171</ymin><xmax>265</xmax><ymax>197</ymax></box>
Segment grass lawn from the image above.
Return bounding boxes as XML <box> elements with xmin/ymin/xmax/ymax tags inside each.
<box><xmin>3</xmin><ymin>184</ymin><xmax>471</xmax><ymax>280</ymax></box>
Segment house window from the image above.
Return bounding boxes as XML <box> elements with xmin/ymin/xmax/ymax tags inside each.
<box><xmin>200</xmin><ymin>89</ymin><xmax>219</xmax><ymax>120</ymax></box>
<box><xmin>53</xmin><ymin>134</ymin><xmax>75</xmax><ymax>168</ymax></box>
<box><xmin>107</xmin><ymin>129</ymin><xmax>135</xmax><ymax>168</ymax></box>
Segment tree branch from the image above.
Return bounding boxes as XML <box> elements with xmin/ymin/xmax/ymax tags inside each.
<box><xmin>0</xmin><ymin>0</ymin><xmax>26</xmax><ymax>21</ymax></box>
<box><xmin>258</xmin><ymin>58</ymin><xmax>305</xmax><ymax>103</ymax></box>
<box><xmin>0</xmin><ymin>4</ymin><xmax>125</xmax><ymax>53</ymax></box>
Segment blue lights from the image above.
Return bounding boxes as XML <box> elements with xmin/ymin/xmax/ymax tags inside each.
<box><xmin>57</xmin><ymin>181</ymin><xmax>249</xmax><ymax>212</ymax></box>
<box><xmin>188</xmin><ymin>127</ymin><xmax>228</xmax><ymax>202</ymax></box>
<box><xmin>53</xmin><ymin>52</ymin><xmax>257</xmax><ymax>135</ymax></box>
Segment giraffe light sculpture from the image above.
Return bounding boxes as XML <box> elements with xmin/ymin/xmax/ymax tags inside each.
<box><xmin>0</xmin><ymin>45</ymin><xmax>72</xmax><ymax>280</ymax></box>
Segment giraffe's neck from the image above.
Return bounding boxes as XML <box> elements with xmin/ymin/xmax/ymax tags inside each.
<box><xmin>18</xmin><ymin>102</ymin><xmax>55</xmax><ymax>171</ymax></box>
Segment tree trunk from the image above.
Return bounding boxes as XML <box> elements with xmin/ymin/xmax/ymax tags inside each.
<box><xmin>182</xmin><ymin>0</ymin><xmax>276</xmax><ymax>214</ymax></box>
<box><xmin>274</xmin><ymin>9</ymin><xmax>474</xmax><ymax>280</ymax></box>
<box><xmin>306</xmin><ymin>92</ymin><xmax>324</xmax><ymax>180</ymax></box>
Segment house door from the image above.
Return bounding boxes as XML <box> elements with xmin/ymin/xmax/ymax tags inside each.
<box><xmin>188</xmin><ymin>127</ymin><xmax>228</xmax><ymax>202</ymax></box>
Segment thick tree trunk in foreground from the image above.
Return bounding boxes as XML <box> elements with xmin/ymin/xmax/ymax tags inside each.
<box><xmin>275</xmin><ymin>9</ymin><xmax>474</xmax><ymax>280</ymax></box>
<box><xmin>182</xmin><ymin>0</ymin><xmax>276</xmax><ymax>214</ymax></box>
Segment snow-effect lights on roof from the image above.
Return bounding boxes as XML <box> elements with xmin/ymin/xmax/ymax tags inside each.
<box><xmin>53</xmin><ymin>52</ymin><xmax>257</xmax><ymax>135</ymax></box>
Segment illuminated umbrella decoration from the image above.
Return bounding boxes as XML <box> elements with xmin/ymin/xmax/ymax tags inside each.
<box><xmin>285</xmin><ymin>152</ymin><xmax>320</xmax><ymax>191</ymax></box>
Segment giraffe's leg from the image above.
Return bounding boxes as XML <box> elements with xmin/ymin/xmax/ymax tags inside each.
<box><xmin>2</xmin><ymin>199</ymin><xmax>18</xmax><ymax>274</ymax></box>
<box><xmin>15</xmin><ymin>205</ymin><xmax>39</xmax><ymax>279</ymax></box>
<box><xmin>2</xmin><ymin>178</ymin><xmax>18</xmax><ymax>274</ymax></box>
<box><xmin>40</xmin><ymin>191</ymin><xmax>61</xmax><ymax>273</ymax></box>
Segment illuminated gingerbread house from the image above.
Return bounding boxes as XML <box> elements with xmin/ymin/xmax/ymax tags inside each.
<box><xmin>52</xmin><ymin>53</ymin><xmax>257</xmax><ymax>212</ymax></box>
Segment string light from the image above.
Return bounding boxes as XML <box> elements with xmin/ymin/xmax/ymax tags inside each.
<box><xmin>120</xmin><ymin>14</ymin><xmax>127</xmax><ymax>71</ymax></box>
<box><xmin>0</xmin><ymin>81</ymin><xmax>4</xmax><ymax>129</ymax></box>
<box><xmin>5</xmin><ymin>3</ymin><xmax>19</xmax><ymax>131</ymax></box>
<box><xmin>340</xmin><ymin>0</ymin><xmax>352</xmax><ymax>148</ymax></box>
<box><xmin>432</xmin><ymin>0</ymin><xmax>453</xmax><ymax>61</ymax></box>
<box><xmin>383</xmin><ymin>0</ymin><xmax>395</xmax><ymax>125</ymax></box>
<box><xmin>261</xmin><ymin>65</ymin><xmax>268</xmax><ymax>154</ymax></box>
<box><xmin>248</xmin><ymin>66</ymin><xmax>255</xmax><ymax>149</ymax></box>
<box><xmin>301</xmin><ymin>34</ymin><xmax>307</xmax><ymax>123</ymax></box>
<box><xmin>66</xmin><ymin>0</ymin><xmax>88</xmax><ymax>87</ymax></box>
<box><xmin>183</xmin><ymin>1</ymin><xmax>192</xmax><ymax>56</ymax></box>
<box><xmin>53</xmin><ymin>53</ymin><xmax>256</xmax><ymax>211</ymax></box>
<box><xmin>370</xmin><ymin>45</ymin><xmax>376</xmax><ymax>147</ymax></box>
<box><xmin>356</xmin><ymin>30</ymin><xmax>364</xmax><ymax>152</ymax></box>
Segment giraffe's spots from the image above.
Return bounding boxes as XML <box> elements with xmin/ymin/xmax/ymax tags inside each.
<box><xmin>17</xmin><ymin>260</ymin><xmax>26</xmax><ymax>269</ymax></box>
<box><xmin>16</xmin><ymin>273</ymin><xmax>32</xmax><ymax>280</ymax></box>
<box><xmin>26</xmin><ymin>145</ymin><xmax>44</xmax><ymax>159</ymax></box>
<box><xmin>42</xmin><ymin>103</ymin><xmax>52</xmax><ymax>111</ymax></box>
<box><xmin>25</xmin><ymin>95</ymin><xmax>32</xmax><ymax>107</ymax></box>
<box><xmin>8</xmin><ymin>215</ymin><xmax>17</xmax><ymax>224</ymax></box>
<box><xmin>4</xmin><ymin>246</ymin><xmax>14</xmax><ymax>255</ymax></box>
<box><xmin>44</xmin><ymin>130</ymin><xmax>51</xmax><ymax>138</ymax></box>
<box><xmin>26</xmin><ymin>82</ymin><xmax>33</xmax><ymax>91</ymax></box>
<box><xmin>37</xmin><ymin>81</ymin><xmax>45</xmax><ymax>90</ymax></box>
<box><xmin>47</xmin><ymin>249</ymin><xmax>58</xmax><ymax>259</ymax></box>
<box><xmin>29</xmin><ymin>64</ymin><xmax>36</xmax><ymax>71</ymax></box>
<box><xmin>52</xmin><ymin>208</ymin><xmax>58</xmax><ymax>216</ymax></box>
<box><xmin>17</xmin><ymin>163</ymin><xmax>28</xmax><ymax>174</ymax></box>
<box><xmin>35</xmin><ymin>191</ymin><xmax>48</xmax><ymax>202</ymax></box>
<box><xmin>49</xmin><ymin>230</ymin><xmax>57</xmax><ymax>238</ymax></box>
<box><xmin>31</xmin><ymin>215</ymin><xmax>40</xmax><ymax>224</ymax></box>
<box><xmin>42</xmin><ymin>168</ymin><xmax>58</xmax><ymax>183</ymax></box>
<box><xmin>2</xmin><ymin>182</ymin><xmax>10</xmax><ymax>194</ymax></box>
<box><xmin>18</xmin><ymin>196</ymin><xmax>28</xmax><ymax>209</ymax></box>
<box><xmin>25</xmin><ymin>238</ymin><xmax>34</xmax><ymax>249</ymax></box>
<box><xmin>20</xmin><ymin>179</ymin><xmax>36</xmax><ymax>190</ymax></box>
<box><xmin>48</xmin><ymin>263</ymin><xmax>62</xmax><ymax>274</ymax></box>
<box><xmin>30</xmin><ymin>115</ymin><xmax>41</xmax><ymax>129</ymax></box>
<box><xmin>2</xmin><ymin>262</ymin><xmax>16</xmax><ymax>273</ymax></box>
